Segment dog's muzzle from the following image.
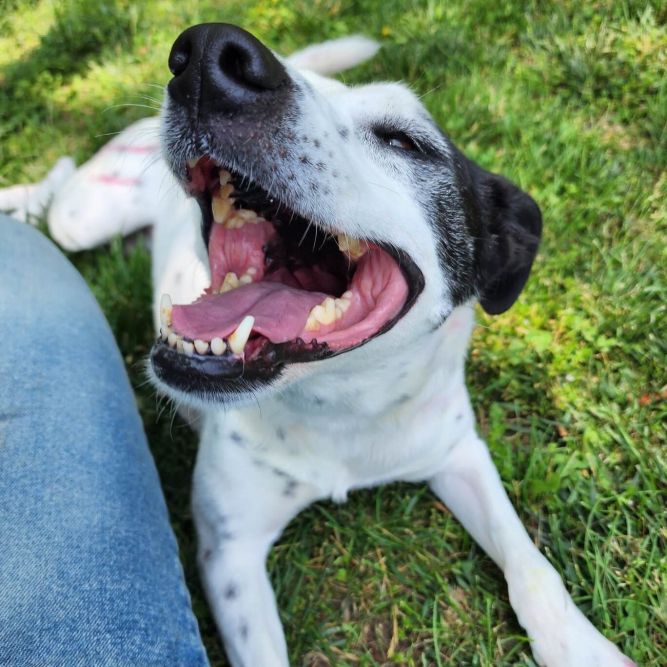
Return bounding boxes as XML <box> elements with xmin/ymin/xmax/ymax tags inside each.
<box><xmin>167</xmin><ymin>23</ymin><xmax>289</xmax><ymax>117</ymax></box>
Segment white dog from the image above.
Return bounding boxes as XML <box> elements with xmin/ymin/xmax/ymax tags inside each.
<box><xmin>2</xmin><ymin>25</ymin><xmax>636</xmax><ymax>667</ymax></box>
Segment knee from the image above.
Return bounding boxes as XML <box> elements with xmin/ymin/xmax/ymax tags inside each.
<box><xmin>0</xmin><ymin>217</ymin><xmax>107</xmax><ymax>342</ymax></box>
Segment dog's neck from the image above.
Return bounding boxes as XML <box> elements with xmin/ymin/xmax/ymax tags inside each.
<box><xmin>255</xmin><ymin>304</ymin><xmax>476</xmax><ymax>427</ymax></box>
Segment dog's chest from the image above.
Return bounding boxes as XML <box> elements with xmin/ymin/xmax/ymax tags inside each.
<box><xmin>202</xmin><ymin>378</ymin><xmax>473</xmax><ymax>501</ymax></box>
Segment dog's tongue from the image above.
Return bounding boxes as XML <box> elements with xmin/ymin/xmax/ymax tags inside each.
<box><xmin>171</xmin><ymin>282</ymin><xmax>328</xmax><ymax>343</ymax></box>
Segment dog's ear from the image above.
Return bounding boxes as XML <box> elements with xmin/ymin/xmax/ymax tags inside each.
<box><xmin>465</xmin><ymin>160</ymin><xmax>542</xmax><ymax>315</ymax></box>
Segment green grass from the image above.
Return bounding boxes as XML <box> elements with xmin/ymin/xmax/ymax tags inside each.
<box><xmin>2</xmin><ymin>1</ymin><xmax>665</xmax><ymax>665</ymax></box>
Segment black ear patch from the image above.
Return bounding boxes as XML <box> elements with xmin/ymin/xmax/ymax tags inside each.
<box><xmin>466</xmin><ymin>160</ymin><xmax>542</xmax><ymax>315</ymax></box>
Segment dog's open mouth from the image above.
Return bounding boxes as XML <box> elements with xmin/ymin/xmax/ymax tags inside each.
<box><xmin>152</xmin><ymin>156</ymin><xmax>423</xmax><ymax>389</ymax></box>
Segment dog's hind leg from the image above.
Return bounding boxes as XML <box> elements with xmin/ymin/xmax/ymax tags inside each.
<box><xmin>429</xmin><ymin>435</ymin><xmax>636</xmax><ymax>667</ymax></box>
<box><xmin>192</xmin><ymin>430</ymin><xmax>321</xmax><ymax>667</ymax></box>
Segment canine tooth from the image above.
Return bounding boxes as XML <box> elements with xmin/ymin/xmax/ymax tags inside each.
<box><xmin>182</xmin><ymin>340</ymin><xmax>194</xmax><ymax>356</ymax></box>
<box><xmin>187</xmin><ymin>157</ymin><xmax>200</xmax><ymax>168</ymax></box>
<box><xmin>212</xmin><ymin>196</ymin><xmax>233</xmax><ymax>223</ymax></box>
<box><xmin>220</xmin><ymin>272</ymin><xmax>240</xmax><ymax>293</ymax></box>
<box><xmin>161</xmin><ymin>326</ymin><xmax>173</xmax><ymax>341</ymax></box>
<box><xmin>228</xmin><ymin>315</ymin><xmax>254</xmax><ymax>354</ymax></box>
<box><xmin>219</xmin><ymin>169</ymin><xmax>232</xmax><ymax>186</ymax></box>
<box><xmin>176</xmin><ymin>338</ymin><xmax>184</xmax><ymax>353</ymax></box>
<box><xmin>168</xmin><ymin>332</ymin><xmax>178</xmax><ymax>348</ymax></box>
<box><xmin>211</xmin><ymin>337</ymin><xmax>227</xmax><ymax>356</ymax></box>
<box><xmin>160</xmin><ymin>294</ymin><xmax>173</xmax><ymax>327</ymax></box>
<box><xmin>194</xmin><ymin>339</ymin><xmax>209</xmax><ymax>355</ymax></box>
<box><xmin>337</xmin><ymin>234</ymin><xmax>367</xmax><ymax>260</ymax></box>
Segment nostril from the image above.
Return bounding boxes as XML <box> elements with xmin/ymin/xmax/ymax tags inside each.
<box><xmin>219</xmin><ymin>44</ymin><xmax>249</xmax><ymax>87</ymax></box>
<box><xmin>169</xmin><ymin>40</ymin><xmax>191</xmax><ymax>77</ymax></box>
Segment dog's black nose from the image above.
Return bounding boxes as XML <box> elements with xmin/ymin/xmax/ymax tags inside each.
<box><xmin>167</xmin><ymin>23</ymin><xmax>287</xmax><ymax>113</ymax></box>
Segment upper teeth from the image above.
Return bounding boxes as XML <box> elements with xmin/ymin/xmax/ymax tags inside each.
<box><xmin>337</xmin><ymin>235</ymin><xmax>367</xmax><ymax>260</ymax></box>
<box><xmin>160</xmin><ymin>293</ymin><xmax>173</xmax><ymax>328</ymax></box>
<box><xmin>211</xmin><ymin>173</ymin><xmax>265</xmax><ymax>230</ymax></box>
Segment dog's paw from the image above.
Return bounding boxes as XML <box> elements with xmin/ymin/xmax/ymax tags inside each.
<box><xmin>507</xmin><ymin>560</ymin><xmax>635</xmax><ymax>667</ymax></box>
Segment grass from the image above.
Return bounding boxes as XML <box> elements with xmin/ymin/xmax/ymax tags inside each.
<box><xmin>1</xmin><ymin>1</ymin><xmax>665</xmax><ymax>665</ymax></box>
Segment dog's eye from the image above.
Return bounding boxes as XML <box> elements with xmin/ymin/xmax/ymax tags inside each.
<box><xmin>375</xmin><ymin>129</ymin><xmax>419</xmax><ymax>152</ymax></box>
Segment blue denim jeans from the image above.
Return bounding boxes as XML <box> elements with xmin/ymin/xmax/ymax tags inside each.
<box><xmin>0</xmin><ymin>217</ymin><xmax>209</xmax><ymax>667</ymax></box>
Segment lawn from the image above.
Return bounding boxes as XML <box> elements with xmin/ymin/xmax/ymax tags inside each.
<box><xmin>1</xmin><ymin>1</ymin><xmax>665</xmax><ymax>665</ymax></box>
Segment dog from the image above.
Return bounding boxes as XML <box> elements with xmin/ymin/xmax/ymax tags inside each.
<box><xmin>148</xmin><ymin>23</ymin><xmax>637</xmax><ymax>667</ymax></box>
<box><xmin>146</xmin><ymin>24</ymin><xmax>634</xmax><ymax>667</ymax></box>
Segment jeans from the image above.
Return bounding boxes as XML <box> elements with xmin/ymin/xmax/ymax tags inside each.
<box><xmin>0</xmin><ymin>217</ymin><xmax>209</xmax><ymax>667</ymax></box>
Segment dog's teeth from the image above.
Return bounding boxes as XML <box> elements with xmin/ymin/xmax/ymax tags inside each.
<box><xmin>167</xmin><ymin>332</ymin><xmax>179</xmax><ymax>348</ymax></box>
<box><xmin>246</xmin><ymin>267</ymin><xmax>258</xmax><ymax>276</ymax></box>
<box><xmin>323</xmin><ymin>297</ymin><xmax>336</xmax><ymax>322</ymax></box>
<box><xmin>210</xmin><ymin>337</ymin><xmax>227</xmax><ymax>356</ymax></box>
<box><xmin>238</xmin><ymin>273</ymin><xmax>253</xmax><ymax>286</ymax></box>
<box><xmin>212</xmin><ymin>195</ymin><xmax>233</xmax><ymax>224</ymax></box>
<box><xmin>228</xmin><ymin>315</ymin><xmax>254</xmax><ymax>355</ymax></box>
<box><xmin>182</xmin><ymin>340</ymin><xmax>194</xmax><ymax>356</ymax></box>
<box><xmin>194</xmin><ymin>339</ymin><xmax>209</xmax><ymax>355</ymax></box>
<box><xmin>305</xmin><ymin>314</ymin><xmax>320</xmax><ymax>331</ymax></box>
<box><xmin>235</xmin><ymin>209</ymin><xmax>258</xmax><ymax>221</ymax></box>
<box><xmin>220</xmin><ymin>183</ymin><xmax>235</xmax><ymax>200</ymax></box>
<box><xmin>176</xmin><ymin>338</ymin><xmax>184</xmax><ymax>353</ymax></box>
<box><xmin>161</xmin><ymin>326</ymin><xmax>173</xmax><ymax>341</ymax></box>
<box><xmin>160</xmin><ymin>293</ymin><xmax>173</xmax><ymax>327</ymax></box>
<box><xmin>219</xmin><ymin>169</ymin><xmax>232</xmax><ymax>186</ymax></box>
<box><xmin>334</xmin><ymin>294</ymin><xmax>352</xmax><ymax>317</ymax></box>
<box><xmin>186</xmin><ymin>157</ymin><xmax>200</xmax><ymax>168</ymax></box>
<box><xmin>337</xmin><ymin>234</ymin><xmax>367</xmax><ymax>260</ymax></box>
<box><xmin>220</xmin><ymin>272</ymin><xmax>240</xmax><ymax>293</ymax></box>
<box><xmin>225</xmin><ymin>209</ymin><xmax>259</xmax><ymax>229</ymax></box>
<box><xmin>342</xmin><ymin>290</ymin><xmax>353</xmax><ymax>300</ymax></box>
<box><xmin>310</xmin><ymin>298</ymin><xmax>337</xmax><ymax>326</ymax></box>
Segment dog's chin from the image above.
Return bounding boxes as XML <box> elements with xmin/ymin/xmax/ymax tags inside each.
<box><xmin>150</xmin><ymin>154</ymin><xmax>425</xmax><ymax>404</ymax></box>
<box><xmin>147</xmin><ymin>354</ymin><xmax>285</xmax><ymax>409</ymax></box>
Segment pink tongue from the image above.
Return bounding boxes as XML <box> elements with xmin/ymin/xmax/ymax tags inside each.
<box><xmin>172</xmin><ymin>282</ymin><xmax>328</xmax><ymax>343</ymax></box>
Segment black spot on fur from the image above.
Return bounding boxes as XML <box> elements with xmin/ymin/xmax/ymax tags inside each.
<box><xmin>283</xmin><ymin>479</ymin><xmax>298</xmax><ymax>497</ymax></box>
<box><xmin>276</xmin><ymin>427</ymin><xmax>286</xmax><ymax>441</ymax></box>
<box><xmin>313</xmin><ymin>139</ymin><xmax>320</xmax><ymax>148</ymax></box>
<box><xmin>239</xmin><ymin>621</ymin><xmax>249</xmax><ymax>641</ymax></box>
<box><xmin>338</xmin><ymin>126</ymin><xmax>349</xmax><ymax>139</ymax></box>
<box><xmin>229</xmin><ymin>431</ymin><xmax>243</xmax><ymax>444</ymax></box>
<box><xmin>223</xmin><ymin>583</ymin><xmax>239</xmax><ymax>600</ymax></box>
<box><xmin>456</xmin><ymin>413</ymin><xmax>463</xmax><ymax>421</ymax></box>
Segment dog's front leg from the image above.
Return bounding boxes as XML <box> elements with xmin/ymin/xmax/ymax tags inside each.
<box><xmin>429</xmin><ymin>435</ymin><xmax>635</xmax><ymax>667</ymax></box>
<box><xmin>192</xmin><ymin>441</ymin><xmax>319</xmax><ymax>667</ymax></box>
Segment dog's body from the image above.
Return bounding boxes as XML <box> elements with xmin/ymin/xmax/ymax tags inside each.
<box><xmin>3</xmin><ymin>25</ymin><xmax>634</xmax><ymax>667</ymax></box>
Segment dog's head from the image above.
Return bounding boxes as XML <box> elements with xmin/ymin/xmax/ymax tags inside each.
<box><xmin>151</xmin><ymin>23</ymin><xmax>541</xmax><ymax>405</ymax></box>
